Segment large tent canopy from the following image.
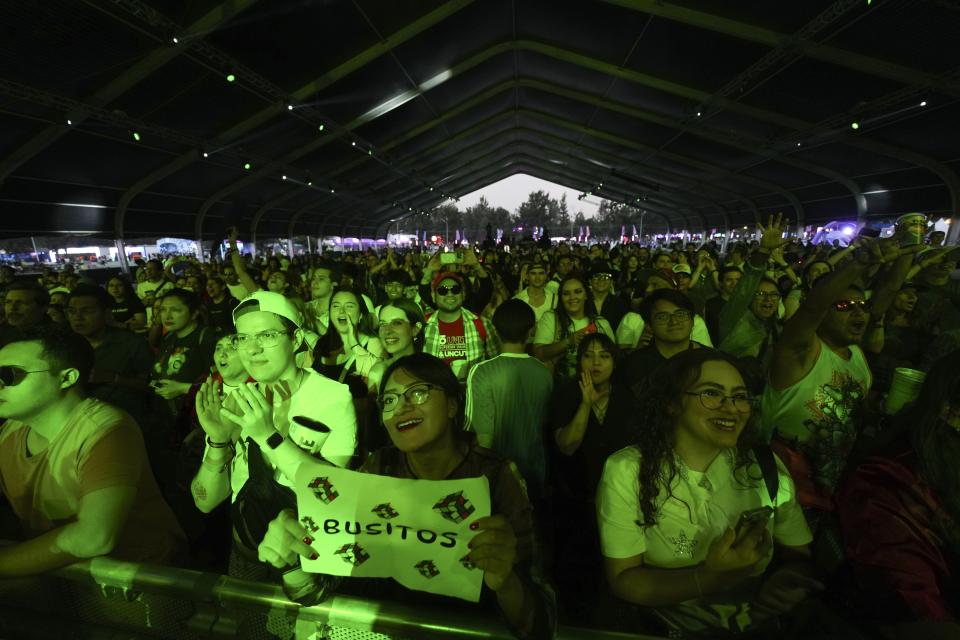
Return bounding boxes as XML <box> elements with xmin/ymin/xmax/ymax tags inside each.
<box><xmin>0</xmin><ymin>0</ymin><xmax>958</xmax><ymax>241</ymax></box>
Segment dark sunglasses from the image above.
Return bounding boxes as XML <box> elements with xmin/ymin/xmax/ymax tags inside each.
<box><xmin>0</xmin><ymin>365</ymin><xmax>51</xmax><ymax>387</ymax></box>
<box><xmin>436</xmin><ymin>285</ymin><xmax>463</xmax><ymax>296</ymax></box>
<box><xmin>833</xmin><ymin>299</ymin><xmax>868</xmax><ymax>312</ymax></box>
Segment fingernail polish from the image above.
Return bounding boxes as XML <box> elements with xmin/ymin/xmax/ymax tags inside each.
<box><xmin>302</xmin><ymin>536</ymin><xmax>313</xmax><ymax>545</ymax></box>
<box><xmin>469</xmin><ymin>522</ymin><xmax>479</xmax><ymax>530</ymax></box>
<box><xmin>309</xmin><ymin>552</ymin><xmax>318</xmax><ymax>560</ymax></box>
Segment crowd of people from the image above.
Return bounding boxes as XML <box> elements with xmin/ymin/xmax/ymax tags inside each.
<box><xmin>0</xmin><ymin>217</ymin><xmax>957</xmax><ymax>639</ymax></box>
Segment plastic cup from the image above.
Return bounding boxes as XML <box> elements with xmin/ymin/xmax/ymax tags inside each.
<box><xmin>884</xmin><ymin>367</ymin><xmax>926</xmax><ymax>415</ymax></box>
<box><xmin>894</xmin><ymin>213</ymin><xmax>927</xmax><ymax>247</ymax></box>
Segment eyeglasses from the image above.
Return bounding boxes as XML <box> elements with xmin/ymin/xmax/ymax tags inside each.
<box><xmin>684</xmin><ymin>389</ymin><xmax>752</xmax><ymax>413</ymax></box>
<box><xmin>833</xmin><ymin>299</ymin><xmax>868</xmax><ymax>312</ymax></box>
<box><xmin>377</xmin><ymin>318</ymin><xmax>410</xmax><ymax>332</ymax></box>
<box><xmin>378</xmin><ymin>383</ymin><xmax>441</xmax><ymax>413</ymax></box>
<box><xmin>235</xmin><ymin>329</ymin><xmax>290</xmax><ymax>350</ymax></box>
<box><xmin>652</xmin><ymin>310</ymin><xmax>692</xmax><ymax>324</ymax></box>
<box><xmin>436</xmin><ymin>285</ymin><xmax>462</xmax><ymax>296</ymax></box>
<box><xmin>754</xmin><ymin>291</ymin><xmax>782</xmax><ymax>300</ymax></box>
<box><xmin>0</xmin><ymin>365</ymin><xmax>51</xmax><ymax>387</ymax></box>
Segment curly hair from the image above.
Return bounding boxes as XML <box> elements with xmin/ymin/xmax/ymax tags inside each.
<box><xmin>634</xmin><ymin>349</ymin><xmax>762</xmax><ymax>528</ymax></box>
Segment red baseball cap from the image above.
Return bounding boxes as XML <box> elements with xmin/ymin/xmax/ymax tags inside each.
<box><xmin>431</xmin><ymin>270</ymin><xmax>466</xmax><ymax>291</ymax></box>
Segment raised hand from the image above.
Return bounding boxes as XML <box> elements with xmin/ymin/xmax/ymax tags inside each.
<box><xmin>758</xmin><ymin>213</ymin><xmax>788</xmax><ymax>251</ymax></box>
<box><xmin>195</xmin><ymin>377</ymin><xmax>235</xmax><ymax>443</ymax></box>
<box><xmin>579</xmin><ymin>370</ymin><xmax>608</xmax><ymax>406</ymax></box>
<box><xmin>219</xmin><ymin>382</ymin><xmax>274</xmax><ymax>442</ymax></box>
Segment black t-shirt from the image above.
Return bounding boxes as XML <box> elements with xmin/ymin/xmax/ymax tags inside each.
<box><xmin>548</xmin><ymin>380</ymin><xmax>635</xmax><ymax>502</ymax></box>
<box><xmin>704</xmin><ymin>294</ymin><xmax>726</xmax><ymax>344</ymax></box>
<box><xmin>153</xmin><ymin>325</ymin><xmax>217</xmax><ymax>385</ymax></box>
<box><xmin>111</xmin><ymin>297</ymin><xmax>146</xmax><ymax>324</ymax></box>
<box><xmin>205</xmin><ymin>295</ymin><xmax>238</xmax><ymax>335</ymax></box>
<box><xmin>90</xmin><ymin>327</ymin><xmax>155</xmax><ymax>422</ymax></box>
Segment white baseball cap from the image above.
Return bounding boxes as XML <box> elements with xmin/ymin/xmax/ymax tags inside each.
<box><xmin>233</xmin><ymin>290</ymin><xmax>303</xmax><ymax>328</ymax></box>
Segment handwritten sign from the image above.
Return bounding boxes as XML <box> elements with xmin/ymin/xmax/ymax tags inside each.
<box><xmin>294</xmin><ymin>460</ymin><xmax>491</xmax><ymax>602</ymax></box>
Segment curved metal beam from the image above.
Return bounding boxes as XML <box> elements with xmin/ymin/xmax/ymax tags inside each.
<box><xmin>114</xmin><ymin>0</ymin><xmax>474</xmax><ymax>241</ymax></box>
<box><xmin>0</xmin><ymin>0</ymin><xmax>261</xmax><ymax>184</ymax></box>
<box><xmin>599</xmin><ymin>0</ymin><xmax>960</xmax><ymax>96</ymax></box>
<box><xmin>115</xmin><ymin>151</ymin><xmax>200</xmax><ymax>238</ymax></box>
<box><xmin>250</xmin><ymin>186</ymin><xmax>308</xmax><ymax>243</ymax></box>
<box><xmin>367</xmin><ymin>113</ymin><xmax>762</xmax><ymax>224</ymax></box>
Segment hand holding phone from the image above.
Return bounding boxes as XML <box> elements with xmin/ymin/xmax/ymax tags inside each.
<box><xmin>734</xmin><ymin>506</ymin><xmax>773</xmax><ymax>544</ymax></box>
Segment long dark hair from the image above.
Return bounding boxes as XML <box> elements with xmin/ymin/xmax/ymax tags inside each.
<box><xmin>898</xmin><ymin>353</ymin><xmax>960</xmax><ymax>547</ymax></box>
<box><xmin>576</xmin><ymin>332</ymin><xmax>620</xmax><ymax>373</ymax></box>
<box><xmin>554</xmin><ymin>272</ymin><xmax>600</xmax><ymax>341</ymax></box>
<box><xmin>634</xmin><ymin>349</ymin><xmax>761</xmax><ymax>528</ymax></box>
<box><xmin>315</xmin><ymin>287</ymin><xmax>373</xmax><ymax>359</ymax></box>
<box><xmin>378</xmin><ymin>299</ymin><xmax>426</xmax><ymax>352</ymax></box>
<box><xmin>378</xmin><ymin>353</ymin><xmax>466</xmax><ymax>436</ymax></box>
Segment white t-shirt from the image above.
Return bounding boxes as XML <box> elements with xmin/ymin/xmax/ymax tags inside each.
<box><xmin>229</xmin><ymin>369</ymin><xmax>358</xmax><ymax>499</ymax></box>
<box><xmin>597</xmin><ymin>446</ymin><xmax>811</xmax><ymax>571</ymax></box>
<box><xmin>615</xmin><ymin>312</ymin><xmax>714</xmax><ymax>349</ymax></box>
<box><xmin>515</xmin><ymin>288</ymin><xmax>557</xmax><ymax>323</ymax></box>
<box><xmin>533</xmin><ymin>311</ymin><xmax>615</xmax><ymax>345</ymax></box>
<box><xmin>136</xmin><ymin>278</ymin><xmax>174</xmax><ymax>301</ymax></box>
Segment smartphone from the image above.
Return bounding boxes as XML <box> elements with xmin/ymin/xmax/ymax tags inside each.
<box><xmin>734</xmin><ymin>506</ymin><xmax>773</xmax><ymax>543</ymax></box>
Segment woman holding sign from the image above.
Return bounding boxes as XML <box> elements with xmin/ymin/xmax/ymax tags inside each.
<box><xmin>258</xmin><ymin>353</ymin><xmax>555</xmax><ymax>639</ymax></box>
<box><xmin>597</xmin><ymin>349</ymin><xmax>820</xmax><ymax>636</ymax></box>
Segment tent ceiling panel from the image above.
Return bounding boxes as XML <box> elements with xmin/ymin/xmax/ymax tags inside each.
<box><xmin>0</xmin><ymin>0</ymin><xmax>956</xmax><ymax>239</ymax></box>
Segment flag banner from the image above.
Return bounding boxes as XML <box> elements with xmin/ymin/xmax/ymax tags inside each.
<box><xmin>295</xmin><ymin>461</ymin><xmax>491</xmax><ymax>602</ymax></box>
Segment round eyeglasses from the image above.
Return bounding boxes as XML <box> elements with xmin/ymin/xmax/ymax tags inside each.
<box><xmin>235</xmin><ymin>329</ymin><xmax>290</xmax><ymax>350</ymax></box>
<box><xmin>378</xmin><ymin>383</ymin><xmax>441</xmax><ymax>414</ymax></box>
<box><xmin>683</xmin><ymin>389</ymin><xmax>752</xmax><ymax>413</ymax></box>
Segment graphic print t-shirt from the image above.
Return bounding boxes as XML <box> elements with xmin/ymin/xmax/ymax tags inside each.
<box><xmin>436</xmin><ymin>316</ymin><xmax>467</xmax><ymax>367</ymax></box>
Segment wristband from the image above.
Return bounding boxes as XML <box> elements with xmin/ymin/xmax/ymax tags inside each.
<box><xmin>206</xmin><ymin>436</ymin><xmax>231</xmax><ymax>448</ymax></box>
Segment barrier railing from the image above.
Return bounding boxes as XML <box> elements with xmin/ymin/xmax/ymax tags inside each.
<box><xmin>0</xmin><ymin>554</ymin><xmax>663</xmax><ymax>639</ymax></box>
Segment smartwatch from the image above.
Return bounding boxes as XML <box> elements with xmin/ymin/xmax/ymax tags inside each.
<box><xmin>265</xmin><ymin>431</ymin><xmax>285</xmax><ymax>450</ymax></box>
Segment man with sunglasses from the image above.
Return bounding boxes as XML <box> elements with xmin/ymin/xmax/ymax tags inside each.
<box><xmin>761</xmin><ymin>237</ymin><xmax>918</xmax><ymax>515</ymax></box>
<box><xmin>422</xmin><ymin>272</ymin><xmax>500</xmax><ymax>382</ymax></box>
<box><xmin>190</xmin><ymin>291</ymin><xmax>357</xmax><ymax>579</ymax></box>
<box><xmin>0</xmin><ymin>325</ymin><xmax>185</xmax><ymax>575</ymax></box>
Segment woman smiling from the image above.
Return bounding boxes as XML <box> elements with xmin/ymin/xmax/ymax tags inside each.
<box><xmin>256</xmin><ymin>353</ymin><xmax>556</xmax><ymax>638</ymax></box>
<box><xmin>532</xmin><ymin>273</ymin><xmax>615</xmax><ymax>383</ymax></box>
<box><xmin>598</xmin><ymin>349</ymin><xmax>817</xmax><ymax>636</ymax></box>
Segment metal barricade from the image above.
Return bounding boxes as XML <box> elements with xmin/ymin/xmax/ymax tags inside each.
<box><xmin>0</xmin><ymin>555</ymin><xmax>664</xmax><ymax>639</ymax></box>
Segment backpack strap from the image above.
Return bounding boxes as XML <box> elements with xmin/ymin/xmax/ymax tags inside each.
<box><xmin>472</xmin><ymin>316</ymin><xmax>487</xmax><ymax>342</ymax></box>
<box><xmin>753</xmin><ymin>444</ymin><xmax>779</xmax><ymax>506</ymax></box>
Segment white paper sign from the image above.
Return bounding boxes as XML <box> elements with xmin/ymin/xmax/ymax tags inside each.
<box><xmin>294</xmin><ymin>460</ymin><xmax>491</xmax><ymax>602</ymax></box>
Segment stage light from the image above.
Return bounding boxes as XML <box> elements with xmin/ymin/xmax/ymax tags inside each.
<box><xmin>172</xmin><ymin>37</ymin><xmax>179</xmax><ymax>45</ymax></box>
<box><xmin>318</xmin><ymin>124</ymin><xmax>325</xmax><ymax>131</ymax></box>
<box><xmin>226</xmin><ymin>73</ymin><xmax>236</xmax><ymax>83</ymax></box>
<box><xmin>132</xmin><ymin>131</ymin><xmax>141</xmax><ymax>141</ymax></box>
<box><xmin>282</xmin><ymin>175</ymin><xmax>287</xmax><ymax>180</ymax></box>
<box><xmin>920</xmin><ymin>101</ymin><xmax>927</xmax><ymax>107</ymax></box>
<box><xmin>243</xmin><ymin>162</ymin><xmax>251</xmax><ymax>170</ymax></box>
<box><xmin>66</xmin><ymin>119</ymin><xmax>72</xmax><ymax>126</ymax></box>
<box><xmin>851</xmin><ymin>122</ymin><xmax>860</xmax><ymax>130</ymax></box>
